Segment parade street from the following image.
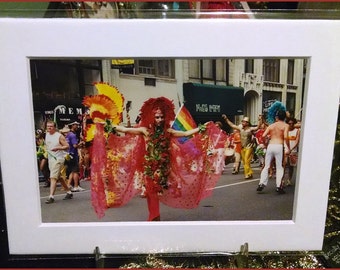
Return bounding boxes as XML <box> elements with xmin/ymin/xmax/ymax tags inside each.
<box><xmin>40</xmin><ymin>162</ymin><xmax>295</xmax><ymax>223</ymax></box>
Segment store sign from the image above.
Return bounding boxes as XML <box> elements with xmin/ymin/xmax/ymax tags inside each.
<box><xmin>195</xmin><ymin>104</ymin><xmax>221</xmax><ymax>113</ymax></box>
<box><xmin>34</xmin><ymin>102</ymin><xmax>84</xmax><ymax>129</ymax></box>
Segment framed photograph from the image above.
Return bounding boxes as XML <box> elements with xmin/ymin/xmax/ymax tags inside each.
<box><xmin>0</xmin><ymin>18</ymin><xmax>339</xmax><ymax>255</ymax></box>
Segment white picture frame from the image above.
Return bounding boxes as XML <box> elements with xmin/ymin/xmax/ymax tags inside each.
<box><xmin>0</xmin><ymin>18</ymin><xmax>339</xmax><ymax>255</ymax></box>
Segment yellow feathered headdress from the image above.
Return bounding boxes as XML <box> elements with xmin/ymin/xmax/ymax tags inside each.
<box><xmin>83</xmin><ymin>82</ymin><xmax>124</xmax><ymax>142</ymax></box>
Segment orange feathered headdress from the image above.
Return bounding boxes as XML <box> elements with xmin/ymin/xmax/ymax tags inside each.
<box><xmin>139</xmin><ymin>97</ymin><xmax>175</xmax><ymax>129</ymax></box>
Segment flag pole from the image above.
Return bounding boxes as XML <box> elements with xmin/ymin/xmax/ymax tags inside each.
<box><xmin>177</xmin><ymin>92</ymin><xmax>182</xmax><ymax>107</ymax></box>
<box><xmin>171</xmin><ymin>103</ymin><xmax>184</xmax><ymax>128</ymax></box>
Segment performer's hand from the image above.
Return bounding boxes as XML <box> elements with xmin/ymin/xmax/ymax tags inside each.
<box><xmin>198</xmin><ymin>123</ymin><xmax>207</xmax><ymax>133</ymax></box>
<box><xmin>222</xmin><ymin>114</ymin><xmax>229</xmax><ymax>121</ymax></box>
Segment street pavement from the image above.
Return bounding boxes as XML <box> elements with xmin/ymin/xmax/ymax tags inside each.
<box><xmin>40</xmin><ymin>162</ymin><xmax>295</xmax><ymax>223</ymax></box>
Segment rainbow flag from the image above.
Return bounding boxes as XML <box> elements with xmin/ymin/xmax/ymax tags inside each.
<box><xmin>172</xmin><ymin>105</ymin><xmax>197</xmax><ymax>143</ymax></box>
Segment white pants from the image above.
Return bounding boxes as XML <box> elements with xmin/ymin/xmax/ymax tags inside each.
<box><xmin>259</xmin><ymin>144</ymin><xmax>284</xmax><ymax>188</ymax></box>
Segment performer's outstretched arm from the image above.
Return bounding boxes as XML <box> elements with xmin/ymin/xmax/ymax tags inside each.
<box><xmin>114</xmin><ymin>125</ymin><xmax>148</xmax><ymax>136</ymax></box>
<box><xmin>167</xmin><ymin>127</ymin><xmax>200</xmax><ymax>137</ymax></box>
<box><xmin>222</xmin><ymin>114</ymin><xmax>239</xmax><ymax>130</ymax></box>
<box><xmin>168</xmin><ymin>122</ymin><xmax>208</xmax><ymax>138</ymax></box>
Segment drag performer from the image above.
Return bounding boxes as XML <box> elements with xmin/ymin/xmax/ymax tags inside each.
<box><xmin>83</xmin><ymin>82</ymin><xmax>227</xmax><ymax>221</ymax></box>
<box><xmin>114</xmin><ymin>98</ymin><xmax>207</xmax><ymax>221</ymax></box>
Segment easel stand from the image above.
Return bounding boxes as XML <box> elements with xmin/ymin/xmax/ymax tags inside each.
<box><xmin>94</xmin><ymin>244</ymin><xmax>250</xmax><ymax>268</ymax></box>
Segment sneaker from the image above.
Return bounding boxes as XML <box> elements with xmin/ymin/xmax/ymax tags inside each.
<box><xmin>256</xmin><ymin>184</ymin><xmax>265</xmax><ymax>192</ymax></box>
<box><xmin>245</xmin><ymin>174</ymin><xmax>253</xmax><ymax>179</ymax></box>
<box><xmin>71</xmin><ymin>186</ymin><xmax>85</xmax><ymax>192</ymax></box>
<box><xmin>285</xmin><ymin>179</ymin><xmax>293</xmax><ymax>186</ymax></box>
<box><xmin>45</xmin><ymin>197</ymin><xmax>55</xmax><ymax>204</ymax></box>
<box><xmin>63</xmin><ymin>193</ymin><xmax>73</xmax><ymax>200</ymax></box>
<box><xmin>276</xmin><ymin>187</ymin><xmax>286</xmax><ymax>194</ymax></box>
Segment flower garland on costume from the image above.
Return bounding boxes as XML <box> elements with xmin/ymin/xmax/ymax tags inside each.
<box><xmin>139</xmin><ymin>97</ymin><xmax>176</xmax><ymax>194</ymax></box>
<box><xmin>144</xmin><ymin>125</ymin><xmax>171</xmax><ymax>193</ymax></box>
<box><xmin>198</xmin><ymin>123</ymin><xmax>206</xmax><ymax>134</ymax></box>
<box><xmin>255</xmin><ymin>147</ymin><xmax>265</xmax><ymax>157</ymax></box>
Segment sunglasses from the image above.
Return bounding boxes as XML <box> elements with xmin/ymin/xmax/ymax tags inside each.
<box><xmin>155</xmin><ymin>116</ymin><xmax>164</xmax><ymax>119</ymax></box>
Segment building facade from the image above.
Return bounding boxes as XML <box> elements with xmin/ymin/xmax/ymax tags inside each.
<box><xmin>31</xmin><ymin>57</ymin><xmax>306</xmax><ymax>129</ymax></box>
<box><xmin>107</xmin><ymin>57</ymin><xmax>305</xmax><ymax>125</ymax></box>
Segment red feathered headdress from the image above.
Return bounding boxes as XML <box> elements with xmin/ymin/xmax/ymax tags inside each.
<box><xmin>139</xmin><ymin>97</ymin><xmax>175</xmax><ymax>129</ymax></box>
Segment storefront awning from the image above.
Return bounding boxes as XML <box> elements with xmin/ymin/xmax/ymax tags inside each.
<box><xmin>183</xmin><ymin>82</ymin><xmax>244</xmax><ymax>123</ymax></box>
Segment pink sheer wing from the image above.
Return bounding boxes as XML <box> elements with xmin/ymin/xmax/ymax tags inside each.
<box><xmin>91</xmin><ymin>124</ymin><xmax>145</xmax><ymax>218</ymax></box>
<box><xmin>105</xmin><ymin>133</ymin><xmax>145</xmax><ymax>207</ymax></box>
<box><xmin>160</xmin><ymin>122</ymin><xmax>227</xmax><ymax>208</ymax></box>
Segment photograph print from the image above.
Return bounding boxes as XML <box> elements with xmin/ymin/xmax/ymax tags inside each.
<box><xmin>31</xmin><ymin>57</ymin><xmax>306</xmax><ymax>223</ymax></box>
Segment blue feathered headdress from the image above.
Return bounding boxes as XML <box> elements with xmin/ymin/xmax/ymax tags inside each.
<box><xmin>267</xmin><ymin>101</ymin><xmax>286</xmax><ymax>124</ymax></box>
